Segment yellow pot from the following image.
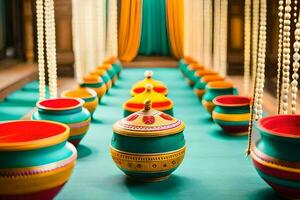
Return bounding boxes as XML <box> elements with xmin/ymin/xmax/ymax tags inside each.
<box><xmin>61</xmin><ymin>88</ymin><xmax>98</xmax><ymax>116</ymax></box>
<box><xmin>80</xmin><ymin>74</ymin><xmax>107</xmax><ymax>100</ymax></box>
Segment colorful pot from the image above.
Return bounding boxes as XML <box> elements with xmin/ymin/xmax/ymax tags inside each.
<box><xmin>123</xmin><ymin>84</ymin><xmax>174</xmax><ymax>117</ymax></box>
<box><xmin>212</xmin><ymin>95</ymin><xmax>251</xmax><ymax>135</ymax></box>
<box><xmin>194</xmin><ymin>74</ymin><xmax>225</xmax><ymax>99</ymax></box>
<box><xmin>202</xmin><ymin>81</ymin><xmax>238</xmax><ymax>114</ymax></box>
<box><xmin>179</xmin><ymin>57</ymin><xmax>197</xmax><ymax>76</ymax></box>
<box><xmin>90</xmin><ymin>68</ymin><xmax>112</xmax><ymax>90</ymax></box>
<box><xmin>185</xmin><ymin>63</ymin><xmax>204</xmax><ymax>85</ymax></box>
<box><xmin>191</xmin><ymin>69</ymin><xmax>218</xmax><ymax>87</ymax></box>
<box><xmin>0</xmin><ymin>120</ymin><xmax>77</xmax><ymax>200</ymax></box>
<box><xmin>61</xmin><ymin>88</ymin><xmax>98</xmax><ymax>116</ymax></box>
<box><xmin>98</xmin><ymin>64</ymin><xmax>117</xmax><ymax>85</ymax></box>
<box><xmin>104</xmin><ymin>57</ymin><xmax>122</xmax><ymax>77</ymax></box>
<box><xmin>111</xmin><ymin>100</ymin><xmax>186</xmax><ymax>182</ymax></box>
<box><xmin>252</xmin><ymin>115</ymin><xmax>300</xmax><ymax>199</ymax></box>
<box><xmin>32</xmin><ymin>98</ymin><xmax>91</xmax><ymax>147</ymax></box>
<box><xmin>130</xmin><ymin>70</ymin><xmax>168</xmax><ymax>96</ymax></box>
<box><xmin>80</xmin><ymin>74</ymin><xmax>107</xmax><ymax>100</ymax></box>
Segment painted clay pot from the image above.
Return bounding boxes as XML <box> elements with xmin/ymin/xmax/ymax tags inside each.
<box><xmin>179</xmin><ymin>57</ymin><xmax>197</xmax><ymax>76</ymax></box>
<box><xmin>212</xmin><ymin>95</ymin><xmax>251</xmax><ymax>135</ymax></box>
<box><xmin>90</xmin><ymin>68</ymin><xmax>112</xmax><ymax>90</ymax></box>
<box><xmin>130</xmin><ymin>70</ymin><xmax>168</xmax><ymax>96</ymax></box>
<box><xmin>104</xmin><ymin>57</ymin><xmax>122</xmax><ymax>77</ymax></box>
<box><xmin>0</xmin><ymin>120</ymin><xmax>77</xmax><ymax>200</ymax></box>
<box><xmin>123</xmin><ymin>84</ymin><xmax>174</xmax><ymax>117</ymax></box>
<box><xmin>194</xmin><ymin>75</ymin><xmax>225</xmax><ymax>99</ymax></box>
<box><xmin>80</xmin><ymin>74</ymin><xmax>107</xmax><ymax>101</ymax></box>
<box><xmin>185</xmin><ymin>63</ymin><xmax>205</xmax><ymax>85</ymax></box>
<box><xmin>32</xmin><ymin>98</ymin><xmax>91</xmax><ymax>147</ymax></box>
<box><xmin>191</xmin><ymin>69</ymin><xmax>218</xmax><ymax>87</ymax></box>
<box><xmin>202</xmin><ymin>81</ymin><xmax>238</xmax><ymax>114</ymax></box>
<box><xmin>61</xmin><ymin>88</ymin><xmax>98</xmax><ymax>116</ymax></box>
<box><xmin>111</xmin><ymin>100</ymin><xmax>186</xmax><ymax>182</ymax></box>
<box><xmin>252</xmin><ymin>115</ymin><xmax>300</xmax><ymax>199</ymax></box>
<box><xmin>98</xmin><ymin>64</ymin><xmax>117</xmax><ymax>85</ymax></box>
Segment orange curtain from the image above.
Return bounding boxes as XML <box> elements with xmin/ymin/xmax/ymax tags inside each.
<box><xmin>118</xmin><ymin>0</ymin><xmax>142</xmax><ymax>62</ymax></box>
<box><xmin>166</xmin><ymin>0</ymin><xmax>184</xmax><ymax>59</ymax></box>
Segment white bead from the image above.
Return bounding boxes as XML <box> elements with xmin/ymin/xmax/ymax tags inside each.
<box><xmin>292</xmin><ymin>73</ymin><xmax>299</xmax><ymax>79</ymax></box>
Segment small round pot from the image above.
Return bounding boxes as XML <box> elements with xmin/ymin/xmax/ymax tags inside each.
<box><xmin>32</xmin><ymin>98</ymin><xmax>91</xmax><ymax>147</ymax></box>
<box><xmin>194</xmin><ymin>75</ymin><xmax>225</xmax><ymax>99</ymax></box>
<box><xmin>212</xmin><ymin>95</ymin><xmax>251</xmax><ymax>135</ymax></box>
<box><xmin>191</xmin><ymin>69</ymin><xmax>218</xmax><ymax>86</ymax></box>
<box><xmin>98</xmin><ymin>64</ymin><xmax>117</xmax><ymax>85</ymax></box>
<box><xmin>0</xmin><ymin>120</ymin><xmax>77</xmax><ymax>200</ymax></box>
<box><xmin>104</xmin><ymin>57</ymin><xmax>122</xmax><ymax>77</ymax></box>
<box><xmin>130</xmin><ymin>70</ymin><xmax>168</xmax><ymax>96</ymax></box>
<box><xmin>252</xmin><ymin>115</ymin><xmax>300</xmax><ymax>199</ymax></box>
<box><xmin>202</xmin><ymin>81</ymin><xmax>238</xmax><ymax>114</ymax></box>
<box><xmin>178</xmin><ymin>57</ymin><xmax>197</xmax><ymax>76</ymax></box>
<box><xmin>123</xmin><ymin>84</ymin><xmax>173</xmax><ymax>117</ymax></box>
<box><xmin>90</xmin><ymin>68</ymin><xmax>112</xmax><ymax>90</ymax></box>
<box><xmin>111</xmin><ymin>101</ymin><xmax>186</xmax><ymax>182</ymax></box>
<box><xmin>80</xmin><ymin>74</ymin><xmax>107</xmax><ymax>100</ymax></box>
<box><xmin>185</xmin><ymin>63</ymin><xmax>204</xmax><ymax>85</ymax></box>
<box><xmin>61</xmin><ymin>88</ymin><xmax>98</xmax><ymax>116</ymax></box>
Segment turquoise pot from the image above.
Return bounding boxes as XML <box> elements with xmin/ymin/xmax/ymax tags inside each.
<box><xmin>32</xmin><ymin>98</ymin><xmax>91</xmax><ymax>147</ymax></box>
<box><xmin>193</xmin><ymin>75</ymin><xmax>225</xmax><ymax>99</ymax></box>
<box><xmin>252</xmin><ymin>115</ymin><xmax>300</xmax><ymax>199</ymax></box>
<box><xmin>112</xmin><ymin>62</ymin><xmax>122</xmax><ymax>76</ymax></box>
<box><xmin>202</xmin><ymin>81</ymin><xmax>238</xmax><ymax>114</ymax></box>
<box><xmin>178</xmin><ymin>59</ymin><xmax>188</xmax><ymax>75</ymax></box>
<box><xmin>111</xmin><ymin>102</ymin><xmax>186</xmax><ymax>182</ymax></box>
<box><xmin>0</xmin><ymin>120</ymin><xmax>77</xmax><ymax>199</ymax></box>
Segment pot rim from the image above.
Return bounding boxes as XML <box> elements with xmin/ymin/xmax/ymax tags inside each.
<box><xmin>37</xmin><ymin>97</ymin><xmax>84</xmax><ymax>111</ymax></box>
<box><xmin>213</xmin><ymin>95</ymin><xmax>251</xmax><ymax>107</ymax></box>
<box><xmin>0</xmin><ymin>120</ymin><xmax>69</xmax><ymax>151</ymax></box>
<box><xmin>257</xmin><ymin>115</ymin><xmax>300</xmax><ymax>139</ymax></box>
<box><xmin>61</xmin><ymin>88</ymin><xmax>97</xmax><ymax>100</ymax></box>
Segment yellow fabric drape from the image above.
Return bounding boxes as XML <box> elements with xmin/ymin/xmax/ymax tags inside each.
<box><xmin>118</xmin><ymin>0</ymin><xmax>142</xmax><ymax>62</ymax></box>
<box><xmin>166</xmin><ymin>0</ymin><xmax>184</xmax><ymax>59</ymax></box>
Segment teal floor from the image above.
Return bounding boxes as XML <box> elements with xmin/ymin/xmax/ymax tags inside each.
<box><xmin>56</xmin><ymin>68</ymin><xmax>283</xmax><ymax>200</ymax></box>
<box><xmin>0</xmin><ymin>81</ymin><xmax>44</xmax><ymax>120</ymax></box>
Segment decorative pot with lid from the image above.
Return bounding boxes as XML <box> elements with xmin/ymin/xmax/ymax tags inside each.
<box><xmin>111</xmin><ymin>100</ymin><xmax>186</xmax><ymax>182</ymax></box>
<box><xmin>194</xmin><ymin>74</ymin><xmax>225</xmax><ymax>99</ymax></box>
<box><xmin>90</xmin><ymin>68</ymin><xmax>112</xmax><ymax>90</ymax></box>
<box><xmin>130</xmin><ymin>71</ymin><xmax>168</xmax><ymax>96</ymax></box>
<box><xmin>80</xmin><ymin>74</ymin><xmax>107</xmax><ymax>100</ymax></box>
<box><xmin>123</xmin><ymin>84</ymin><xmax>173</xmax><ymax>117</ymax></box>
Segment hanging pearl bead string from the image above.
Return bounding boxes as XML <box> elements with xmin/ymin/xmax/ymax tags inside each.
<box><xmin>291</xmin><ymin>9</ymin><xmax>300</xmax><ymax>114</ymax></box>
<box><xmin>254</xmin><ymin>0</ymin><xmax>267</xmax><ymax>120</ymax></box>
<box><xmin>44</xmin><ymin>0</ymin><xmax>58</xmax><ymax>98</ymax></box>
<box><xmin>246</xmin><ymin>0</ymin><xmax>267</xmax><ymax>156</ymax></box>
<box><xmin>244</xmin><ymin>0</ymin><xmax>251</xmax><ymax>94</ymax></box>
<box><xmin>277</xmin><ymin>0</ymin><xmax>284</xmax><ymax>114</ymax></box>
<box><xmin>36</xmin><ymin>0</ymin><xmax>46</xmax><ymax>100</ymax></box>
<box><xmin>252</xmin><ymin>0</ymin><xmax>260</xmax><ymax>89</ymax></box>
<box><xmin>281</xmin><ymin>0</ymin><xmax>292</xmax><ymax>114</ymax></box>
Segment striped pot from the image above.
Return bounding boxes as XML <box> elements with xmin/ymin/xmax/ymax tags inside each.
<box><xmin>32</xmin><ymin>98</ymin><xmax>91</xmax><ymax>147</ymax></box>
<box><xmin>191</xmin><ymin>69</ymin><xmax>218</xmax><ymax>87</ymax></box>
<box><xmin>80</xmin><ymin>74</ymin><xmax>107</xmax><ymax>101</ymax></box>
<box><xmin>104</xmin><ymin>57</ymin><xmax>122</xmax><ymax>77</ymax></box>
<box><xmin>212</xmin><ymin>95</ymin><xmax>250</xmax><ymax>135</ymax></box>
<box><xmin>61</xmin><ymin>88</ymin><xmax>98</xmax><ymax>116</ymax></box>
<box><xmin>185</xmin><ymin>63</ymin><xmax>204</xmax><ymax>86</ymax></box>
<box><xmin>98</xmin><ymin>64</ymin><xmax>118</xmax><ymax>85</ymax></box>
<box><xmin>178</xmin><ymin>57</ymin><xmax>197</xmax><ymax>76</ymax></box>
<box><xmin>202</xmin><ymin>81</ymin><xmax>238</xmax><ymax>114</ymax></box>
<box><xmin>194</xmin><ymin>75</ymin><xmax>225</xmax><ymax>99</ymax></box>
<box><xmin>252</xmin><ymin>115</ymin><xmax>300</xmax><ymax>199</ymax></box>
<box><xmin>90</xmin><ymin>68</ymin><xmax>113</xmax><ymax>90</ymax></box>
<box><xmin>0</xmin><ymin>120</ymin><xmax>77</xmax><ymax>200</ymax></box>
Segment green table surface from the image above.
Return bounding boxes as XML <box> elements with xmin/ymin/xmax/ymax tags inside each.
<box><xmin>57</xmin><ymin>68</ymin><xmax>281</xmax><ymax>200</ymax></box>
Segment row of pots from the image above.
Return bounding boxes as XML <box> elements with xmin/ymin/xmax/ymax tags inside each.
<box><xmin>179</xmin><ymin>57</ymin><xmax>300</xmax><ymax>199</ymax></box>
<box><xmin>0</xmin><ymin>57</ymin><xmax>122</xmax><ymax>199</ymax></box>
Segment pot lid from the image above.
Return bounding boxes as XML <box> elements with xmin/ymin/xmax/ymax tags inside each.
<box><xmin>188</xmin><ymin>63</ymin><xmax>204</xmax><ymax>70</ymax></box>
<box><xmin>195</xmin><ymin>69</ymin><xmax>218</xmax><ymax>77</ymax></box>
<box><xmin>201</xmin><ymin>75</ymin><xmax>225</xmax><ymax>83</ymax></box>
<box><xmin>81</xmin><ymin>74</ymin><xmax>103</xmax><ymax>84</ymax></box>
<box><xmin>114</xmin><ymin>100</ymin><xmax>185</xmax><ymax>137</ymax></box>
<box><xmin>125</xmin><ymin>84</ymin><xmax>173</xmax><ymax>112</ymax></box>
<box><xmin>207</xmin><ymin>81</ymin><xmax>234</xmax><ymax>89</ymax></box>
<box><xmin>130</xmin><ymin>71</ymin><xmax>168</xmax><ymax>96</ymax></box>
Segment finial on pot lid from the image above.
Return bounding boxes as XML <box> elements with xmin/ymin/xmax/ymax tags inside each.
<box><xmin>144</xmin><ymin>70</ymin><xmax>154</xmax><ymax>79</ymax></box>
<box><xmin>143</xmin><ymin>99</ymin><xmax>152</xmax><ymax>111</ymax></box>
